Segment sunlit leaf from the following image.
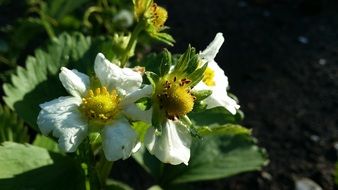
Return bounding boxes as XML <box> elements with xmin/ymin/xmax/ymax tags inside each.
<box><xmin>134</xmin><ymin>133</ymin><xmax>268</xmax><ymax>186</ymax></box>
<box><xmin>33</xmin><ymin>135</ymin><xmax>60</xmax><ymax>153</ymax></box>
<box><xmin>0</xmin><ymin>142</ymin><xmax>85</xmax><ymax>190</ymax></box>
<box><xmin>196</xmin><ymin>124</ymin><xmax>251</xmax><ymax>137</ymax></box>
<box><xmin>3</xmin><ymin>33</ymin><xmax>113</xmax><ymax>130</ymax></box>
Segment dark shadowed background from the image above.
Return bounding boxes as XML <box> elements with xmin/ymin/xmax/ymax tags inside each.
<box><xmin>155</xmin><ymin>0</ymin><xmax>338</xmax><ymax>189</ymax></box>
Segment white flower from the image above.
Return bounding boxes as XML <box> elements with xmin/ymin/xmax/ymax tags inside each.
<box><xmin>37</xmin><ymin>53</ymin><xmax>152</xmax><ymax>161</ymax></box>
<box><xmin>142</xmin><ymin>33</ymin><xmax>241</xmax><ymax>166</ymax></box>
<box><xmin>145</xmin><ymin>119</ymin><xmax>191</xmax><ymax>165</ymax></box>
<box><xmin>195</xmin><ymin>32</ymin><xmax>240</xmax><ymax>115</ymax></box>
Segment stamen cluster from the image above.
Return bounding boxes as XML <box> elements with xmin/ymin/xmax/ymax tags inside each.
<box><xmin>149</xmin><ymin>3</ymin><xmax>168</xmax><ymax>31</ymax></box>
<box><xmin>80</xmin><ymin>87</ymin><xmax>120</xmax><ymax>122</ymax></box>
<box><xmin>157</xmin><ymin>76</ymin><xmax>195</xmax><ymax>120</ymax></box>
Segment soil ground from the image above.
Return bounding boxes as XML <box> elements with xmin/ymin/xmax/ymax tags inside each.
<box><xmin>157</xmin><ymin>0</ymin><xmax>338</xmax><ymax>189</ymax></box>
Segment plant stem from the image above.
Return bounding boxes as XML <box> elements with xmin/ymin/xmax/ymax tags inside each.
<box><xmin>79</xmin><ymin>139</ymin><xmax>101</xmax><ymax>190</ymax></box>
<box><xmin>120</xmin><ymin>20</ymin><xmax>145</xmax><ymax>67</ymax></box>
<box><xmin>96</xmin><ymin>153</ymin><xmax>113</xmax><ymax>187</ymax></box>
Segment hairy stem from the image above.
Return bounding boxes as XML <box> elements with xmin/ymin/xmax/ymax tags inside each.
<box><xmin>120</xmin><ymin>19</ymin><xmax>146</xmax><ymax>67</ymax></box>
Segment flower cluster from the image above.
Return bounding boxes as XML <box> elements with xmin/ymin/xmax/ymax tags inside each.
<box><xmin>37</xmin><ymin>33</ymin><xmax>239</xmax><ymax>165</ymax></box>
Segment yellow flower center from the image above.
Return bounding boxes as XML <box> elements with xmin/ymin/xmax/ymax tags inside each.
<box><xmin>149</xmin><ymin>3</ymin><xmax>168</xmax><ymax>31</ymax></box>
<box><xmin>157</xmin><ymin>77</ymin><xmax>195</xmax><ymax>119</ymax></box>
<box><xmin>80</xmin><ymin>87</ymin><xmax>120</xmax><ymax>122</ymax></box>
<box><xmin>203</xmin><ymin>67</ymin><xmax>216</xmax><ymax>86</ymax></box>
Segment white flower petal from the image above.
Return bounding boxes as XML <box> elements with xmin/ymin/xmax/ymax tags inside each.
<box><xmin>204</xmin><ymin>91</ymin><xmax>240</xmax><ymax>114</ymax></box>
<box><xmin>59</xmin><ymin>67</ymin><xmax>90</xmax><ymax>97</ymax></box>
<box><xmin>120</xmin><ymin>85</ymin><xmax>153</xmax><ymax>106</ymax></box>
<box><xmin>55</xmin><ymin>112</ymin><xmax>88</xmax><ymax>152</ymax></box>
<box><xmin>94</xmin><ymin>53</ymin><xmax>142</xmax><ymax>96</ymax></box>
<box><xmin>132</xmin><ymin>142</ymin><xmax>141</xmax><ymax>153</ymax></box>
<box><xmin>208</xmin><ymin>60</ymin><xmax>229</xmax><ymax>90</ymax></box>
<box><xmin>37</xmin><ymin>102</ymin><xmax>88</xmax><ymax>152</ymax></box>
<box><xmin>145</xmin><ymin>120</ymin><xmax>192</xmax><ymax>165</ymax></box>
<box><xmin>119</xmin><ymin>85</ymin><xmax>153</xmax><ymax>124</ymax></box>
<box><xmin>123</xmin><ymin>104</ymin><xmax>152</xmax><ymax>124</ymax></box>
<box><xmin>38</xmin><ymin>96</ymin><xmax>82</xmax><ymax>134</ymax></box>
<box><xmin>40</xmin><ymin>96</ymin><xmax>82</xmax><ymax>114</ymax></box>
<box><xmin>194</xmin><ymin>61</ymin><xmax>239</xmax><ymax>114</ymax></box>
<box><xmin>199</xmin><ymin>33</ymin><xmax>224</xmax><ymax>61</ymax></box>
<box><xmin>102</xmin><ymin>118</ymin><xmax>138</xmax><ymax>161</ymax></box>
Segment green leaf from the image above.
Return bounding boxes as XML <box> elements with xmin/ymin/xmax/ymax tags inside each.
<box><xmin>3</xmin><ymin>33</ymin><xmax>113</xmax><ymax>130</ymax></box>
<box><xmin>6</xmin><ymin>17</ymin><xmax>45</xmax><ymax>62</ymax></box>
<box><xmin>196</xmin><ymin>124</ymin><xmax>251</xmax><ymax>137</ymax></box>
<box><xmin>33</xmin><ymin>135</ymin><xmax>60</xmax><ymax>153</ymax></box>
<box><xmin>0</xmin><ymin>104</ymin><xmax>28</xmax><ymax>143</ymax></box>
<box><xmin>166</xmin><ymin>135</ymin><xmax>268</xmax><ymax>184</ymax></box>
<box><xmin>106</xmin><ymin>179</ymin><xmax>133</xmax><ymax>190</ymax></box>
<box><xmin>133</xmin><ymin>53</ymin><xmax>162</xmax><ymax>74</ymax></box>
<box><xmin>46</xmin><ymin>0</ymin><xmax>90</xmax><ymax>20</ymax></box>
<box><xmin>189</xmin><ymin>107</ymin><xmax>241</xmax><ymax>125</ymax></box>
<box><xmin>134</xmin><ymin>134</ymin><xmax>268</xmax><ymax>186</ymax></box>
<box><xmin>335</xmin><ymin>162</ymin><xmax>338</xmax><ymax>185</ymax></box>
<box><xmin>0</xmin><ymin>142</ymin><xmax>85</xmax><ymax>190</ymax></box>
<box><xmin>147</xmin><ymin>185</ymin><xmax>163</xmax><ymax>190</ymax></box>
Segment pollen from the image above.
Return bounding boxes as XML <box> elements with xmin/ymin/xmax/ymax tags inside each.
<box><xmin>203</xmin><ymin>67</ymin><xmax>216</xmax><ymax>86</ymax></box>
<box><xmin>157</xmin><ymin>77</ymin><xmax>195</xmax><ymax>119</ymax></box>
<box><xmin>80</xmin><ymin>87</ymin><xmax>120</xmax><ymax>122</ymax></box>
<box><xmin>149</xmin><ymin>3</ymin><xmax>168</xmax><ymax>31</ymax></box>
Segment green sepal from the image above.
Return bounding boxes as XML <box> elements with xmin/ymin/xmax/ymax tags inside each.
<box><xmin>159</xmin><ymin>49</ymin><xmax>172</xmax><ymax>77</ymax></box>
<box><xmin>148</xmin><ymin>31</ymin><xmax>175</xmax><ymax>46</ymax></box>
<box><xmin>145</xmin><ymin>71</ymin><xmax>159</xmax><ymax>89</ymax></box>
<box><xmin>173</xmin><ymin>45</ymin><xmax>195</xmax><ymax>74</ymax></box>
<box><xmin>88</xmin><ymin>132</ymin><xmax>102</xmax><ymax>145</ymax></box>
<box><xmin>192</xmin><ymin>101</ymin><xmax>208</xmax><ymax>112</ymax></box>
<box><xmin>187</xmin><ymin>62</ymin><xmax>208</xmax><ymax>87</ymax></box>
<box><xmin>145</xmin><ymin>23</ymin><xmax>175</xmax><ymax>46</ymax></box>
<box><xmin>188</xmin><ymin>124</ymin><xmax>201</xmax><ymax>139</ymax></box>
<box><xmin>191</xmin><ymin>90</ymin><xmax>212</xmax><ymax>112</ymax></box>
<box><xmin>185</xmin><ymin>54</ymin><xmax>200</xmax><ymax>74</ymax></box>
<box><xmin>135</xmin><ymin>97</ymin><xmax>152</xmax><ymax>111</ymax></box>
<box><xmin>192</xmin><ymin>90</ymin><xmax>212</xmax><ymax>101</ymax></box>
<box><xmin>179</xmin><ymin>115</ymin><xmax>192</xmax><ymax>127</ymax></box>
